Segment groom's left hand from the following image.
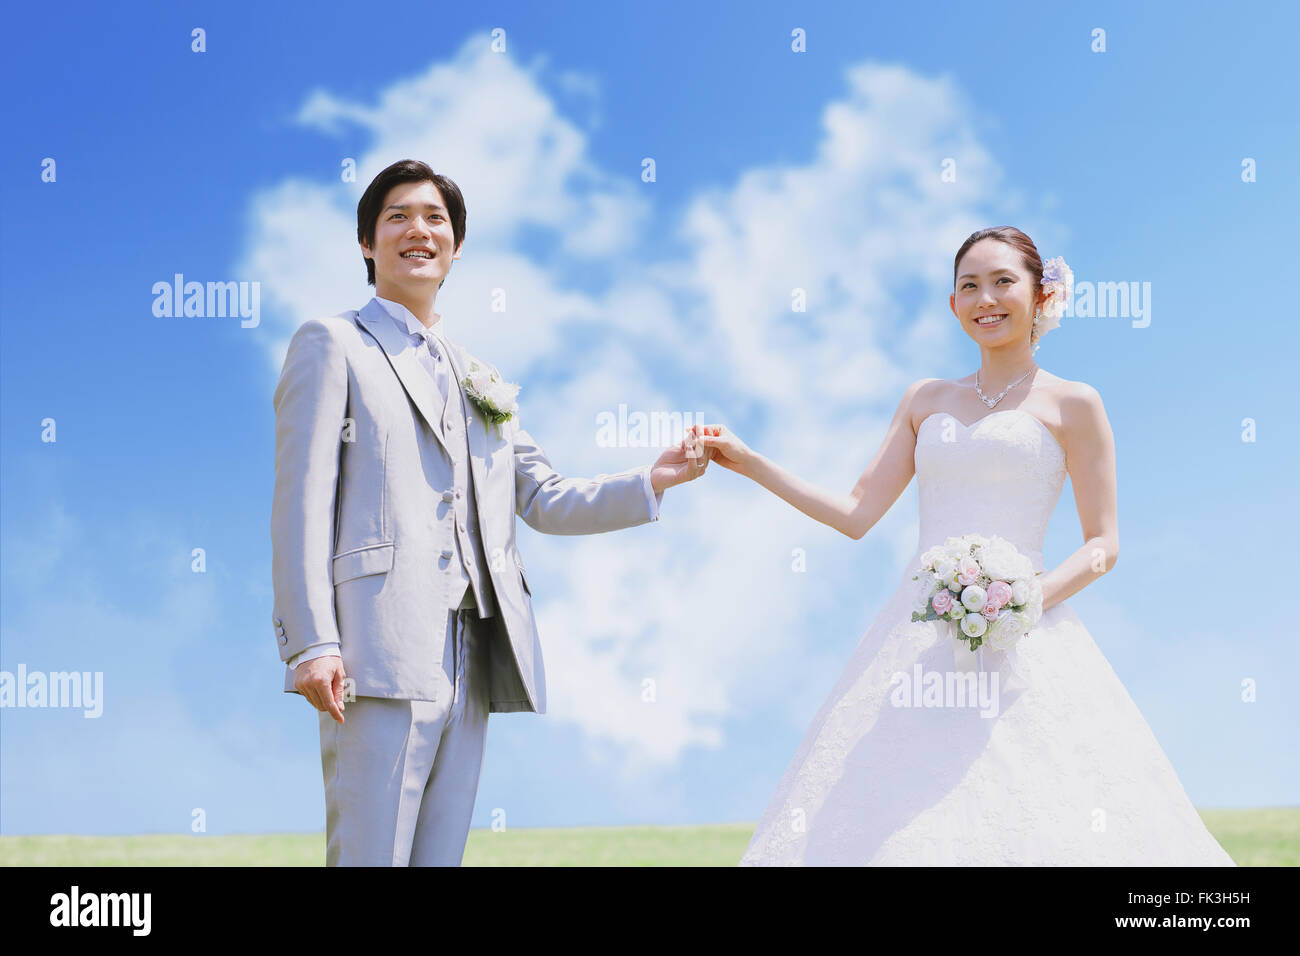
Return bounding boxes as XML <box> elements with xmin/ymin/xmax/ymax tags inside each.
<box><xmin>650</xmin><ymin>427</ymin><xmax>718</xmax><ymax>494</ymax></box>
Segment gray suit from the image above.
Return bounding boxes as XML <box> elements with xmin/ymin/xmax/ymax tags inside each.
<box><xmin>271</xmin><ymin>296</ymin><xmax>661</xmax><ymax>863</ymax></box>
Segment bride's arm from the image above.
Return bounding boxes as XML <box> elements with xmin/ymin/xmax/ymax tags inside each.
<box><xmin>1040</xmin><ymin>383</ymin><xmax>1120</xmax><ymax>610</ymax></box>
<box><xmin>693</xmin><ymin>380</ymin><xmax>929</xmax><ymax>540</ymax></box>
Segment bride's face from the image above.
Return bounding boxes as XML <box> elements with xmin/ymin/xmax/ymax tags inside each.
<box><xmin>950</xmin><ymin>239</ymin><xmax>1044</xmax><ymax>346</ymax></box>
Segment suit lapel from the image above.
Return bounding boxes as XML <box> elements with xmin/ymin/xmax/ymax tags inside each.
<box><xmin>355</xmin><ymin>298</ymin><xmax>450</xmax><ymax>458</ymax></box>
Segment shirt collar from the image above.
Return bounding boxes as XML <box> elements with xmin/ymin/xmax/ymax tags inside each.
<box><xmin>374</xmin><ymin>295</ymin><xmax>448</xmax><ymax>349</ymax></box>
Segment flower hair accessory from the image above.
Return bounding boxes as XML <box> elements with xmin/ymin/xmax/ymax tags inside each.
<box><xmin>1031</xmin><ymin>256</ymin><xmax>1074</xmax><ymax>349</ymax></box>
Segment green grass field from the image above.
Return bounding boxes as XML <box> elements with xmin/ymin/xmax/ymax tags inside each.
<box><xmin>2</xmin><ymin>810</ymin><xmax>1295</xmax><ymax>866</ymax></box>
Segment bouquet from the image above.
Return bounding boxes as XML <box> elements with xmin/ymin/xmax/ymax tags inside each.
<box><xmin>910</xmin><ymin>534</ymin><xmax>1044</xmax><ymax>653</ymax></box>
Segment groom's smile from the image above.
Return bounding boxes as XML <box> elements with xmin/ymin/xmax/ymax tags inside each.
<box><xmin>401</xmin><ymin>246</ymin><xmax>437</xmax><ymax>262</ymax></box>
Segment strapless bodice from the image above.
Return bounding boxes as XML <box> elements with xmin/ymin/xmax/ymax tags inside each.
<box><xmin>911</xmin><ymin>409</ymin><xmax>1066</xmax><ymax>572</ymax></box>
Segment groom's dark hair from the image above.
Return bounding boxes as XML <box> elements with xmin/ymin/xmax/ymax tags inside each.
<box><xmin>357</xmin><ymin>160</ymin><xmax>467</xmax><ymax>287</ymax></box>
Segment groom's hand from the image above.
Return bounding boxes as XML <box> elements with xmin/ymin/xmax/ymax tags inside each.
<box><xmin>294</xmin><ymin>655</ymin><xmax>348</xmax><ymax>724</ymax></box>
<box><xmin>649</xmin><ymin>429</ymin><xmax>715</xmax><ymax>494</ymax></box>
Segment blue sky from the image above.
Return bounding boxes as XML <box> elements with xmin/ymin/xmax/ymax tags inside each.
<box><xmin>2</xmin><ymin>0</ymin><xmax>1297</xmax><ymax>839</ymax></box>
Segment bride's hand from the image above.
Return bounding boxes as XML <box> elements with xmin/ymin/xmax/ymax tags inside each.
<box><xmin>688</xmin><ymin>424</ymin><xmax>755</xmax><ymax>475</ymax></box>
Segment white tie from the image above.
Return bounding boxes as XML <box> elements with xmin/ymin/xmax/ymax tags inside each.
<box><xmin>417</xmin><ymin>329</ymin><xmax>451</xmax><ymax>410</ymax></box>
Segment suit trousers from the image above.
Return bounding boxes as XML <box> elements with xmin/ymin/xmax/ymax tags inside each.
<box><xmin>319</xmin><ymin>589</ymin><xmax>491</xmax><ymax>866</ymax></box>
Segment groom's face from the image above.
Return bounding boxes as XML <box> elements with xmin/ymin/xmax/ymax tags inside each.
<box><xmin>362</xmin><ymin>179</ymin><xmax>462</xmax><ymax>294</ymax></box>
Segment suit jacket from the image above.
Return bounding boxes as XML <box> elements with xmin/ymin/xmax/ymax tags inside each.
<box><xmin>271</xmin><ymin>297</ymin><xmax>661</xmax><ymax>713</ymax></box>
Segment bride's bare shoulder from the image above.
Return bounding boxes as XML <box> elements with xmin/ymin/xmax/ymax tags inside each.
<box><xmin>1036</xmin><ymin>371</ymin><xmax>1101</xmax><ymax>405</ymax></box>
<box><xmin>902</xmin><ymin>378</ymin><xmax>951</xmax><ymax>434</ymax></box>
<box><xmin>1050</xmin><ymin>375</ymin><xmax>1111</xmax><ymax>432</ymax></box>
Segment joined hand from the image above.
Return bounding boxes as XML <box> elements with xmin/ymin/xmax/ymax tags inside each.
<box><xmin>688</xmin><ymin>424</ymin><xmax>754</xmax><ymax>476</ymax></box>
<box><xmin>650</xmin><ymin>426</ymin><xmax>720</xmax><ymax>493</ymax></box>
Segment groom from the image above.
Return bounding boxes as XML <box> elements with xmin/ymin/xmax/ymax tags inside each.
<box><xmin>271</xmin><ymin>159</ymin><xmax>710</xmax><ymax>866</ymax></box>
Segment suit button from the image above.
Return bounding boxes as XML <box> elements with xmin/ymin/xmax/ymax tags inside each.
<box><xmin>442</xmin><ymin>490</ymin><xmax>454</xmax><ymax>502</ymax></box>
<box><xmin>441</xmin><ymin>548</ymin><xmax>454</xmax><ymax>559</ymax></box>
<box><xmin>273</xmin><ymin>617</ymin><xmax>282</xmax><ymax>627</ymax></box>
<box><xmin>276</xmin><ymin>625</ymin><xmax>286</xmax><ymax>636</ymax></box>
<box><xmin>277</xmin><ymin>634</ymin><xmax>288</xmax><ymax>646</ymax></box>
<box><xmin>455</xmin><ymin>489</ymin><xmax>461</xmax><ymax>498</ymax></box>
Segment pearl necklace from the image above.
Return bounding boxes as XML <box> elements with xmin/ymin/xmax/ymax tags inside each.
<box><xmin>975</xmin><ymin>365</ymin><xmax>1036</xmax><ymax>408</ymax></box>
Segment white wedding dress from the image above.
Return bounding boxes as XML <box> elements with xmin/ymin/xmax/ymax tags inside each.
<box><xmin>739</xmin><ymin>409</ymin><xmax>1236</xmax><ymax>866</ymax></box>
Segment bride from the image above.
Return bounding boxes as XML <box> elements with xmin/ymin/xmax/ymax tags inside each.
<box><xmin>692</xmin><ymin>226</ymin><xmax>1235</xmax><ymax>866</ymax></box>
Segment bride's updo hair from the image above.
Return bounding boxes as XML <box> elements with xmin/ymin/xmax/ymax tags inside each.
<box><xmin>953</xmin><ymin>226</ymin><xmax>1047</xmax><ymax>346</ymax></box>
<box><xmin>953</xmin><ymin>226</ymin><xmax>1043</xmax><ymax>289</ymax></box>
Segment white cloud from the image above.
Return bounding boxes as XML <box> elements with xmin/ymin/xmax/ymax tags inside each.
<box><xmin>234</xmin><ymin>179</ymin><xmax>361</xmax><ymax>374</ymax></box>
<box><xmin>294</xmin><ymin>40</ymin><xmax>647</xmax><ymax>257</ymax></box>
<box><xmin>242</xmin><ymin>35</ymin><xmax>1022</xmax><ymax>769</ymax></box>
<box><xmin>0</xmin><ymin>502</ymin><xmax>313</xmax><ymax>834</ymax></box>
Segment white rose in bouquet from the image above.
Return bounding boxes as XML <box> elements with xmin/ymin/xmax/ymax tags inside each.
<box><xmin>985</xmin><ymin>609</ymin><xmax>1028</xmax><ymax>651</ymax></box>
<box><xmin>942</xmin><ymin>540</ymin><xmax>968</xmax><ymax>563</ymax></box>
<box><xmin>1010</xmin><ymin>579</ymin><xmax>1031</xmax><ymax>606</ymax></box>
<box><xmin>960</xmin><ymin>584</ymin><xmax>987</xmax><ymax>611</ymax></box>
<box><xmin>952</xmin><ymin>533</ymin><xmax>990</xmax><ymax>552</ymax></box>
<box><xmin>979</xmin><ymin>536</ymin><xmax>1033</xmax><ymax>583</ymax></box>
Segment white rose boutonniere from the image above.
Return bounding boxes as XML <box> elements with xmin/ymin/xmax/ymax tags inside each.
<box><xmin>461</xmin><ymin>359</ymin><xmax>520</xmax><ymax>438</ymax></box>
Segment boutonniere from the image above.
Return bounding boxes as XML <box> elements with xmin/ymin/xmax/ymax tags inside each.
<box><xmin>461</xmin><ymin>359</ymin><xmax>521</xmax><ymax>437</ymax></box>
